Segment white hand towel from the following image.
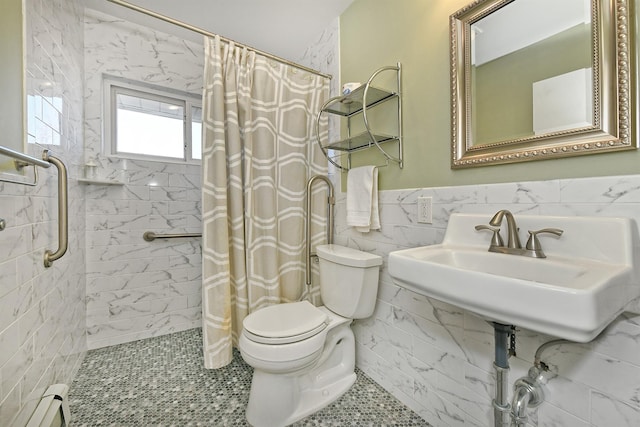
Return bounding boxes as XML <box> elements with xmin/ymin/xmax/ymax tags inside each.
<box><xmin>346</xmin><ymin>166</ymin><xmax>380</xmax><ymax>232</ymax></box>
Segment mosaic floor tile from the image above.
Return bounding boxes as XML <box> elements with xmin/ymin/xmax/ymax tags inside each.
<box><xmin>70</xmin><ymin>328</ymin><xmax>430</xmax><ymax>426</ymax></box>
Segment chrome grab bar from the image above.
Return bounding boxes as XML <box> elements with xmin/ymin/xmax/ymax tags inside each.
<box><xmin>143</xmin><ymin>231</ymin><xmax>202</xmax><ymax>242</ymax></box>
<box><xmin>305</xmin><ymin>175</ymin><xmax>334</xmax><ymax>288</ymax></box>
<box><xmin>0</xmin><ymin>146</ymin><xmax>67</xmax><ymax>267</ymax></box>
<box><xmin>0</xmin><ymin>145</ymin><xmax>51</xmax><ymax>168</ymax></box>
<box><xmin>43</xmin><ymin>150</ymin><xmax>68</xmax><ymax>268</ymax></box>
<box><xmin>0</xmin><ymin>145</ymin><xmax>51</xmax><ymax>186</ymax></box>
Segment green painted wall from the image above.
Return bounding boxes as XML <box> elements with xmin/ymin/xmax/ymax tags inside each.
<box><xmin>340</xmin><ymin>0</ymin><xmax>639</xmax><ymax>190</ymax></box>
<box><xmin>474</xmin><ymin>24</ymin><xmax>591</xmax><ymax>145</ymax></box>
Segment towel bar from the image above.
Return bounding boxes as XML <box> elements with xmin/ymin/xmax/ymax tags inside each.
<box><xmin>143</xmin><ymin>231</ymin><xmax>202</xmax><ymax>241</ymax></box>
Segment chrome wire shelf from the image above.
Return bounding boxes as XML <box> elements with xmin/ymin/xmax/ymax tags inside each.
<box><xmin>322</xmin><ymin>132</ymin><xmax>399</xmax><ymax>152</ymax></box>
<box><xmin>315</xmin><ymin>63</ymin><xmax>403</xmax><ymax>171</ymax></box>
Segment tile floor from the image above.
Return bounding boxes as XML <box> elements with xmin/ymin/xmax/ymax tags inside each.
<box><xmin>69</xmin><ymin>328</ymin><xmax>430</xmax><ymax>426</ymax></box>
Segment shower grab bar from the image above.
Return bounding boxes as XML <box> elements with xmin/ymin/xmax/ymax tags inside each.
<box><xmin>0</xmin><ymin>145</ymin><xmax>52</xmax><ymax>168</ymax></box>
<box><xmin>0</xmin><ymin>145</ymin><xmax>51</xmax><ymax>186</ymax></box>
<box><xmin>143</xmin><ymin>231</ymin><xmax>202</xmax><ymax>242</ymax></box>
<box><xmin>0</xmin><ymin>147</ymin><xmax>68</xmax><ymax>267</ymax></box>
<box><xmin>305</xmin><ymin>175</ymin><xmax>335</xmax><ymax>288</ymax></box>
<box><xmin>43</xmin><ymin>150</ymin><xmax>68</xmax><ymax>268</ymax></box>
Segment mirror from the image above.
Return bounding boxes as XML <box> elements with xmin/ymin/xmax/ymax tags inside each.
<box><xmin>0</xmin><ymin>0</ymin><xmax>29</xmax><ymax>180</ymax></box>
<box><xmin>451</xmin><ymin>0</ymin><xmax>636</xmax><ymax>168</ymax></box>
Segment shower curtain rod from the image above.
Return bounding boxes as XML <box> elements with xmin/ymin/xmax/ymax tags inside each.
<box><xmin>107</xmin><ymin>0</ymin><xmax>332</xmax><ymax>80</ymax></box>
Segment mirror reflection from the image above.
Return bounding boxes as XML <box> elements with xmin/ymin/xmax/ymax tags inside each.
<box><xmin>451</xmin><ymin>0</ymin><xmax>635</xmax><ymax>168</ymax></box>
<box><xmin>471</xmin><ymin>0</ymin><xmax>593</xmax><ymax>145</ymax></box>
<box><xmin>0</xmin><ymin>0</ymin><xmax>27</xmax><ymax>176</ymax></box>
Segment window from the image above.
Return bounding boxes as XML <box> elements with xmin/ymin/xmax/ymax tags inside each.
<box><xmin>105</xmin><ymin>78</ymin><xmax>202</xmax><ymax>163</ymax></box>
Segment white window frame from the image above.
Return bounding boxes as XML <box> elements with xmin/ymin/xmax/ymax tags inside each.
<box><xmin>103</xmin><ymin>76</ymin><xmax>202</xmax><ymax>164</ymax></box>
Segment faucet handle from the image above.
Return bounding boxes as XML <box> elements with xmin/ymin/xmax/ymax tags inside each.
<box><xmin>526</xmin><ymin>228</ymin><xmax>564</xmax><ymax>256</ymax></box>
<box><xmin>475</xmin><ymin>224</ymin><xmax>504</xmax><ymax>248</ymax></box>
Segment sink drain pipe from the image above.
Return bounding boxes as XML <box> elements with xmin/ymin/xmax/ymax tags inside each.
<box><xmin>492</xmin><ymin>325</ymin><xmax>565</xmax><ymax>426</ymax></box>
<box><xmin>493</xmin><ymin>323</ymin><xmax>512</xmax><ymax>427</ymax></box>
<box><xmin>511</xmin><ymin>367</ymin><xmax>545</xmax><ymax>427</ymax></box>
<box><xmin>509</xmin><ymin>338</ymin><xmax>568</xmax><ymax>426</ymax></box>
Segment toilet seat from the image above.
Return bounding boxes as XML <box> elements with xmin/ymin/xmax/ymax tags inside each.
<box><xmin>243</xmin><ymin>301</ymin><xmax>329</xmax><ymax>345</ymax></box>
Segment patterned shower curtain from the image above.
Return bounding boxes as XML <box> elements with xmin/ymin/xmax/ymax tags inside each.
<box><xmin>201</xmin><ymin>36</ymin><xmax>329</xmax><ymax>369</ymax></box>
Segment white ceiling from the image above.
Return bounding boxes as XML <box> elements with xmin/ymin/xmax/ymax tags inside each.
<box><xmin>473</xmin><ymin>0</ymin><xmax>590</xmax><ymax>66</ymax></box>
<box><xmin>84</xmin><ymin>0</ymin><xmax>354</xmax><ymax>62</ymax></box>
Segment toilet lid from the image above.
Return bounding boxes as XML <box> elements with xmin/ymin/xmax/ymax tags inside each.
<box><xmin>243</xmin><ymin>301</ymin><xmax>329</xmax><ymax>344</ymax></box>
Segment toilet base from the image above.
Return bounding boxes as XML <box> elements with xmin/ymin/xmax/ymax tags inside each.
<box><xmin>245</xmin><ymin>323</ymin><xmax>356</xmax><ymax>427</ymax></box>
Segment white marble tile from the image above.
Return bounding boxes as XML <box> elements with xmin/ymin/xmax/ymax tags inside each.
<box><xmin>437</xmin><ymin>372</ymin><xmax>490</xmax><ymax>423</ymax></box>
<box><xmin>464</xmin><ymin>362</ymin><xmax>493</xmax><ymax>402</ymax></box>
<box><xmin>85</xmin><ymin>256</ymin><xmax>175</xmax><ymax>276</ymax></box>
<box><xmin>360</xmin><ymin>318</ymin><xmax>413</xmax><ymax>354</ymax></box>
<box><xmin>168</xmin><ymin>200</ymin><xmax>201</xmax><ymax>215</ymax></box>
<box><xmin>0</xmin><ymin>226</ymin><xmax>32</xmax><ymax>260</ymax></box>
<box><xmin>539</xmin><ymin>371</ymin><xmax>591</xmax><ymax>421</ymax></box>
<box><xmin>0</xmin><ymin>340</ymin><xmax>34</xmax><ymax>408</ymax></box>
<box><xmin>85</xmin><ymin>199</ymin><xmax>152</xmax><ymax>216</ymax></box>
<box><xmin>368</xmin><ymin>298</ymin><xmax>395</xmax><ymax>325</ymax></box>
<box><xmin>87</xmin><ymin>269</ymin><xmax>199</xmax><ymax>293</ymax></box>
<box><xmin>420</xmin><ymin>388</ymin><xmax>467</xmax><ymax>427</ymax></box>
<box><xmin>541</xmin><ymin>342</ymin><xmax>640</xmax><ymax>405</ymax></box>
<box><xmin>0</xmin><ymin>382</ymin><xmax>21</xmax><ymax>425</ymax></box>
<box><xmin>406</xmin><ymin>354</ymin><xmax>439</xmax><ymax>390</ymax></box>
<box><xmin>83</xmin><ymin>184</ymin><xmax>150</xmax><ymax>201</ymax></box>
<box><xmin>412</xmin><ymin>336</ymin><xmax>466</xmax><ymax>384</ymax></box>
<box><xmin>378</xmin><ymin>202</ymin><xmax>418</xmax><ymax>226</ymax></box>
<box><xmin>463</xmin><ymin>413</ymin><xmax>491</xmax><ymax>427</ymax></box>
<box><xmin>590</xmin><ymin>316</ymin><xmax>640</xmax><ymax>366</ymax></box>
<box><xmin>538</xmin><ymin>402</ymin><xmax>590</xmax><ymax>427</ymax></box>
<box><xmin>0</xmin><ymin>260</ymin><xmax>18</xmax><ymax>300</ymax></box>
<box><xmin>127</xmin><ymin>171</ymin><xmax>169</xmax><ymax>187</ymax></box>
<box><xmin>387</xmin><ymin>224</ymin><xmax>442</xmax><ymax>248</ymax></box>
<box><xmin>560</xmin><ymin>175</ymin><xmax>640</xmax><ymax>203</ymax></box>
<box><xmin>296</xmin><ymin>16</ymin><xmax>339</xmax><ymax>100</ymax></box>
<box><xmin>396</xmin><ymin>308</ymin><xmax>467</xmax><ymax>361</ymax></box>
<box><xmin>168</xmin><ymin>173</ymin><xmax>201</xmax><ymax>189</ymax></box>
<box><xmin>0</xmin><ymin>321</ymin><xmax>21</xmax><ymax>370</ymax></box>
<box><xmin>385</xmin><ymin>287</ymin><xmax>435</xmax><ymax>321</ymax></box>
<box><xmin>107</xmin><ymin>296</ymin><xmax>189</xmax><ymax>321</ymax></box>
<box><xmin>485</xmin><ymin>180</ymin><xmax>561</xmax><ymax>204</ymax></box>
<box><xmin>590</xmin><ymin>391</ymin><xmax>640</xmax><ymax>427</ymax></box>
<box><xmin>86</xmin><ymin>307</ymin><xmax>201</xmax><ymax>349</ymax></box>
<box><xmin>17</xmin><ymin>305</ymin><xmax>44</xmax><ymax>352</ymax></box>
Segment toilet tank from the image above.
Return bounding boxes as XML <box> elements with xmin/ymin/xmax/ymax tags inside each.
<box><xmin>316</xmin><ymin>244</ymin><xmax>382</xmax><ymax>319</ymax></box>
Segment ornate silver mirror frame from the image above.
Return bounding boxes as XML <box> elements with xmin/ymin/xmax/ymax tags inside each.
<box><xmin>450</xmin><ymin>0</ymin><xmax>636</xmax><ymax>168</ymax></box>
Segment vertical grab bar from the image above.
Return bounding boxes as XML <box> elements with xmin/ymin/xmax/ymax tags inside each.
<box><xmin>305</xmin><ymin>175</ymin><xmax>335</xmax><ymax>288</ymax></box>
<box><xmin>43</xmin><ymin>150</ymin><xmax>68</xmax><ymax>268</ymax></box>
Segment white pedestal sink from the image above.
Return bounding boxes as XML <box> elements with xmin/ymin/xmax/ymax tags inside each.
<box><xmin>388</xmin><ymin>213</ymin><xmax>640</xmax><ymax>342</ymax></box>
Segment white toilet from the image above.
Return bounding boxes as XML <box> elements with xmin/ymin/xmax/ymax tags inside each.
<box><xmin>239</xmin><ymin>244</ymin><xmax>382</xmax><ymax>427</ymax></box>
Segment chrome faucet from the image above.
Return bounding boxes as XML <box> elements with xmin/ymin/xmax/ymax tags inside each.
<box><xmin>475</xmin><ymin>210</ymin><xmax>564</xmax><ymax>258</ymax></box>
<box><xmin>489</xmin><ymin>209</ymin><xmax>522</xmax><ymax>249</ymax></box>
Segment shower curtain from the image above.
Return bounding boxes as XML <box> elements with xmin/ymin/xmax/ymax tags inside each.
<box><xmin>201</xmin><ymin>36</ymin><xmax>330</xmax><ymax>368</ymax></box>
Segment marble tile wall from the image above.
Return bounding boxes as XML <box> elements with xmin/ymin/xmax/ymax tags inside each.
<box><xmin>0</xmin><ymin>0</ymin><xmax>87</xmax><ymax>424</ymax></box>
<box><xmin>83</xmin><ymin>10</ymin><xmax>204</xmax><ymax>349</ymax></box>
<box><xmin>297</xmin><ymin>17</ymin><xmax>341</xmax><ymax>102</ymax></box>
<box><xmin>333</xmin><ymin>174</ymin><xmax>640</xmax><ymax>426</ymax></box>
<box><xmin>297</xmin><ymin>17</ymin><xmax>341</xmax><ymax>175</ymax></box>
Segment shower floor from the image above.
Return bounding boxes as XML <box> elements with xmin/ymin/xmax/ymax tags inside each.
<box><xmin>69</xmin><ymin>328</ymin><xmax>429</xmax><ymax>426</ymax></box>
